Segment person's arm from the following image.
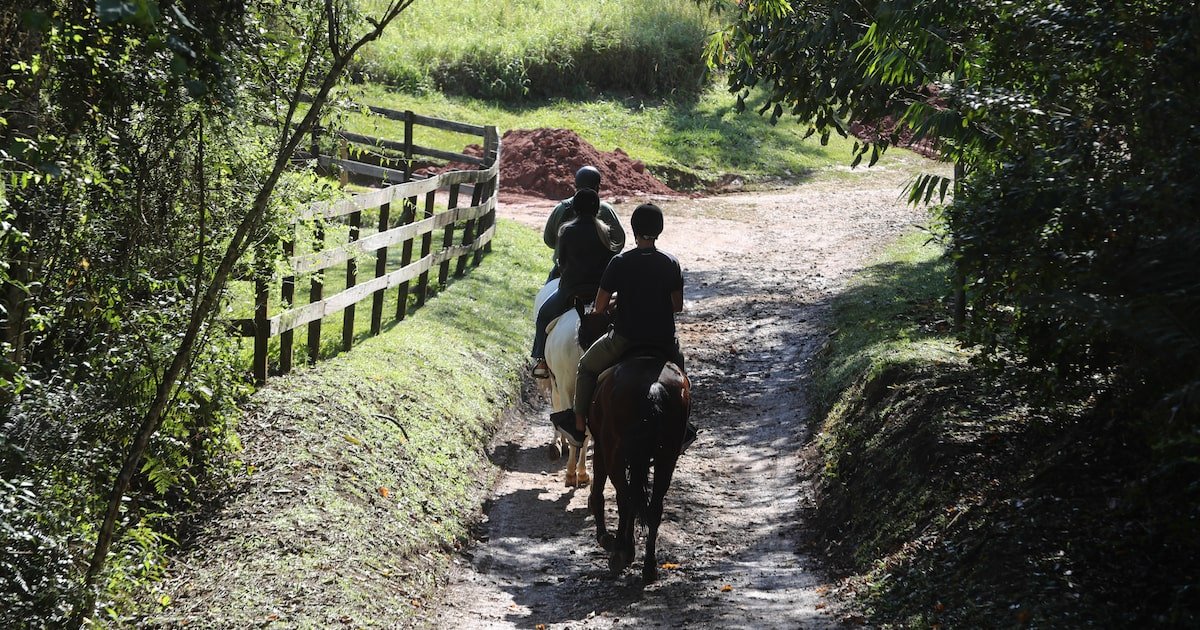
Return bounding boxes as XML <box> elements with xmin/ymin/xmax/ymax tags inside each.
<box><xmin>600</xmin><ymin>203</ymin><xmax>626</xmax><ymax>251</ymax></box>
<box><xmin>544</xmin><ymin>201</ymin><xmax>568</xmax><ymax>249</ymax></box>
<box><xmin>594</xmin><ymin>288</ymin><xmax>614</xmax><ymax>315</ymax></box>
<box><xmin>671</xmin><ymin>289</ymin><xmax>683</xmax><ymax>313</ymax></box>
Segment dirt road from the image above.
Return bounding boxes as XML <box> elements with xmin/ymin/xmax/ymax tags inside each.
<box><xmin>420</xmin><ymin>165</ymin><xmax>934</xmax><ymax>628</ymax></box>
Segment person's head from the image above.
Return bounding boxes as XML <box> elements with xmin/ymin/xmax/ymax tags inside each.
<box><xmin>573</xmin><ymin>188</ymin><xmax>600</xmax><ymax>218</ymax></box>
<box><xmin>631</xmin><ymin>203</ymin><xmax>664</xmax><ymax>241</ymax></box>
<box><xmin>575</xmin><ymin>165</ymin><xmax>601</xmax><ymax>192</ymax></box>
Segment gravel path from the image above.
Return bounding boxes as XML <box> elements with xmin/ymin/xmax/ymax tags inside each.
<box><xmin>420</xmin><ymin>165</ymin><xmax>937</xmax><ymax>628</ymax></box>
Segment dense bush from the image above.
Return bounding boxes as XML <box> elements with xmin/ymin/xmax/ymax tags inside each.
<box><xmin>713</xmin><ymin>0</ymin><xmax>1199</xmax><ymax>421</ymax></box>
<box><xmin>1</xmin><ymin>0</ymin><xmax>404</xmax><ymax>623</ymax></box>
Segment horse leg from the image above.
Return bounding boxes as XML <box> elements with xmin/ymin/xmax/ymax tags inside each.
<box><xmin>564</xmin><ymin>439</ymin><xmax>577</xmax><ymax>487</ymax></box>
<box><xmin>548</xmin><ymin>424</ymin><xmax>563</xmax><ymax>461</ymax></box>
<box><xmin>608</xmin><ymin>473</ymin><xmax>635</xmax><ymax>576</ymax></box>
<box><xmin>573</xmin><ymin>433</ymin><xmax>591</xmax><ymax>487</ymax></box>
<box><xmin>588</xmin><ymin>441</ymin><xmax>613</xmax><ymax>551</ymax></box>
<box><xmin>642</xmin><ymin>455</ymin><xmax>678</xmax><ymax>584</ymax></box>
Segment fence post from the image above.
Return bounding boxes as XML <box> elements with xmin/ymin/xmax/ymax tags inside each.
<box><xmin>403</xmin><ymin>110</ymin><xmax>414</xmax><ymax>182</ymax></box>
<box><xmin>252</xmin><ymin>243</ymin><xmax>270</xmax><ymax>385</ymax></box>
<box><xmin>307</xmin><ymin>219</ymin><xmax>325</xmax><ymax>363</ymax></box>
<box><xmin>342</xmin><ymin>208</ymin><xmax>361</xmax><ymax>351</ymax></box>
<box><xmin>457</xmin><ymin>182</ymin><xmax>481</xmax><ymax>277</ymax></box>
<box><xmin>370</xmin><ymin>201</ymin><xmax>391</xmax><ymax>334</ymax></box>
<box><xmin>439</xmin><ymin>184</ymin><xmax>460</xmax><ymax>287</ymax></box>
<box><xmin>396</xmin><ymin>195</ymin><xmax>417</xmax><ymax>320</ymax></box>
<box><xmin>280</xmin><ymin>225</ymin><xmax>295</xmax><ymax>374</ymax></box>
<box><xmin>416</xmin><ymin>189</ymin><xmax>435</xmax><ymax>307</ymax></box>
<box><xmin>481</xmin><ymin>126</ymin><xmax>499</xmax><ymax>256</ymax></box>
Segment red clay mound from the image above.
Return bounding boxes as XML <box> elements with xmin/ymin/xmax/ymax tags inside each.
<box><xmin>498</xmin><ymin>128</ymin><xmax>677</xmax><ymax>200</ymax></box>
<box><xmin>415</xmin><ymin>128</ymin><xmax>677</xmax><ymax>201</ymax></box>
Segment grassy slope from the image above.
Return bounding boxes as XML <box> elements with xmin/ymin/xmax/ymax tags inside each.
<box><xmin>355</xmin><ymin>0</ymin><xmax>712</xmax><ymax>99</ymax></box>
<box><xmin>814</xmin><ymin>231</ymin><xmax>1198</xmax><ymax>627</ymax></box>
<box><xmin>332</xmin><ymin>82</ymin><xmax>895</xmax><ymax>189</ymax></box>
<box><xmin>138</xmin><ymin>220</ymin><xmax>544</xmax><ymax>626</ymax></box>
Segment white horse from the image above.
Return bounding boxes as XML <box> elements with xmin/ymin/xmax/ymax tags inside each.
<box><xmin>533</xmin><ymin>278</ymin><xmax>591</xmax><ymax>487</ymax></box>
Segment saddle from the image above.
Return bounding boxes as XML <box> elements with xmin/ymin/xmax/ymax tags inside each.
<box><xmin>596</xmin><ymin>345</ymin><xmax>678</xmax><ymax>385</ymax></box>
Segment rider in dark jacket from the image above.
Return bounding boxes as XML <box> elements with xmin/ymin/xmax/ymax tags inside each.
<box><xmin>531</xmin><ymin>188</ymin><xmax>618</xmax><ymax>377</ymax></box>
<box><xmin>543</xmin><ymin>166</ymin><xmax>625</xmax><ymax>282</ymax></box>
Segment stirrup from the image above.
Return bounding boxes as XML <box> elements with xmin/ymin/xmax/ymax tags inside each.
<box><xmin>531</xmin><ymin>360</ymin><xmax>551</xmax><ymax>379</ymax></box>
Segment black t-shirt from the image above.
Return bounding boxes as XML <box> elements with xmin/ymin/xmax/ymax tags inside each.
<box><xmin>600</xmin><ymin>247</ymin><xmax>683</xmax><ymax>343</ymax></box>
<box><xmin>557</xmin><ymin>218</ymin><xmax>616</xmax><ymax>295</ymax></box>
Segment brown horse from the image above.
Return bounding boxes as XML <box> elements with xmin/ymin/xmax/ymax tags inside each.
<box><xmin>586</xmin><ymin>356</ymin><xmax>690</xmax><ymax>583</ymax></box>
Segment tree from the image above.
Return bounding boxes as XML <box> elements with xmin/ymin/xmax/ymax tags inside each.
<box><xmin>1</xmin><ymin>0</ymin><xmax>415</xmax><ymax>625</ymax></box>
<box><xmin>707</xmin><ymin>0</ymin><xmax>1200</xmax><ymax>411</ymax></box>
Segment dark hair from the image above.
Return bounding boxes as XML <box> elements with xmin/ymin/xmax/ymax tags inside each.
<box><xmin>631</xmin><ymin>203</ymin><xmax>664</xmax><ymax>238</ymax></box>
<box><xmin>572</xmin><ymin>188</ymin><xmax>600</xmax><ymax>217</ymax></box>
<box><xmin>575</xmin><ymin>165</ymin><xmax>601</xmax><ymax>191</ymax></box>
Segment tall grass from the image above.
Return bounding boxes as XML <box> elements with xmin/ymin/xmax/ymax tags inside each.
<box><xmin>357</xmin><ymin>0</ymin><xmax>715</xmax><ymax>100</ymax></box>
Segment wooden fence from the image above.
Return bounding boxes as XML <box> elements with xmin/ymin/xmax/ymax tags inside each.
<box><xmin>233</xmin><ymin>109</ymin><xmax>500</xmax><ymax>383</ymax></box>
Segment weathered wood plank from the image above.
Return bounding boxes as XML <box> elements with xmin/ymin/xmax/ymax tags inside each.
<box><xmin>334</xmin><ymin>132</ymin><xmax>487</xmax><ymax>166</ymax></box>
<box><xmin>289</xmin><ymin>197</ymin><xmax>495</xmax><ymax>274</ymax></box>
<box><xmin>300</xmin><ymin>160</ymin><xmax>496</xmax><ymax>220</ymax></box>
<box><xmin>362</xmin><ymin>104</ymin><xmax>488</xmax><ymax>136</ymax></box>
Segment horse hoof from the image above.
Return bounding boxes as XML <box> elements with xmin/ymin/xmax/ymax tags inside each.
<box><xmin>576</xmin><ymin>473</ymin><xmax>590</xmax><ymax>487</ymax></box>
<box><xmin>599</xmin><ymin>533</ymin><xmax>616</xmax><ymax>552</ymax></box>
<box><xmin>643</xmin><ymin>563</ymin><xmax>658</xmax><ymax>584</ymax></box>
<box><xmin>608</xmin><ymin>549</ymin><xmax>631</xmax><ymax>576</ymax></box>
<box><xmin>565</xmin><ymin>473</ymin><xmax>577</xmax><ymax>487</ymax></box>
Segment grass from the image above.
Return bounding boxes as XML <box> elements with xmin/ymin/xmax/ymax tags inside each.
<box><xmin>137</xmin><ymin>218</ymin><xmax>547</xmax><ymax>625</ymax></box>
<box><xmin>815</xmin><ymin>229</ymin><xmax>964</xmax><ymax>407</ymax></box>
<box><xmin>355</xmin><ymin>0</ymin><xmax>713</xmax><ymax>99</ymax></box>
<box><xmin>331</xmin><ymin>81</ymin><xmax>917</xmax><ymax>190</ymax></box>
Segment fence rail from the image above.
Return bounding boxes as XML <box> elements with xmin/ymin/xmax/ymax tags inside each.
<box><xmin>233</xmin><ymin>108</ymin><xmax>500</xmax><ymax>383</ymax></box>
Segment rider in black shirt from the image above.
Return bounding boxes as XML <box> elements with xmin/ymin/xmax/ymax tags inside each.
<box><xmin>559</xmin><ymin>203</ymin><xmax>697</xmax><ymax>450</ymax></box>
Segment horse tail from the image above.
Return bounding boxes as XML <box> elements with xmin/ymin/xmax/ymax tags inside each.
<box><xmin>627</xmin><ymin>381</ymin><xmax>668</xmax><ymax>527</ymax></box>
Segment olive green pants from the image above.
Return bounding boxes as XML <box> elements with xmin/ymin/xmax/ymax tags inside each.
<box><xmin>573</xmin><ymin>330</ymin><xmax>684</xmax><ymax>418</ymax></box>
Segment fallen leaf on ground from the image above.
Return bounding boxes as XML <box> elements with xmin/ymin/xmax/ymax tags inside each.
<box><xmin>660</xmin><ymin>562</ymin><xmax>680</xmax><ymax>570</ymax></box>
<box><xmin>721</xmin><ymin>584</ymin><xmax>733</xmax><ymax>592</ymax></box>
<box><xmin>378</xmin><ymin>486</ymin><xmax>390</xmax><ymax>498</ymax></box>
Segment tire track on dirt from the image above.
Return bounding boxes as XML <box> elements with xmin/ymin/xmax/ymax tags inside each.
<box><xmin>421</xmin><ymin>169</ymin><xmax>932</xmax><ymax>628</ymax></box>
